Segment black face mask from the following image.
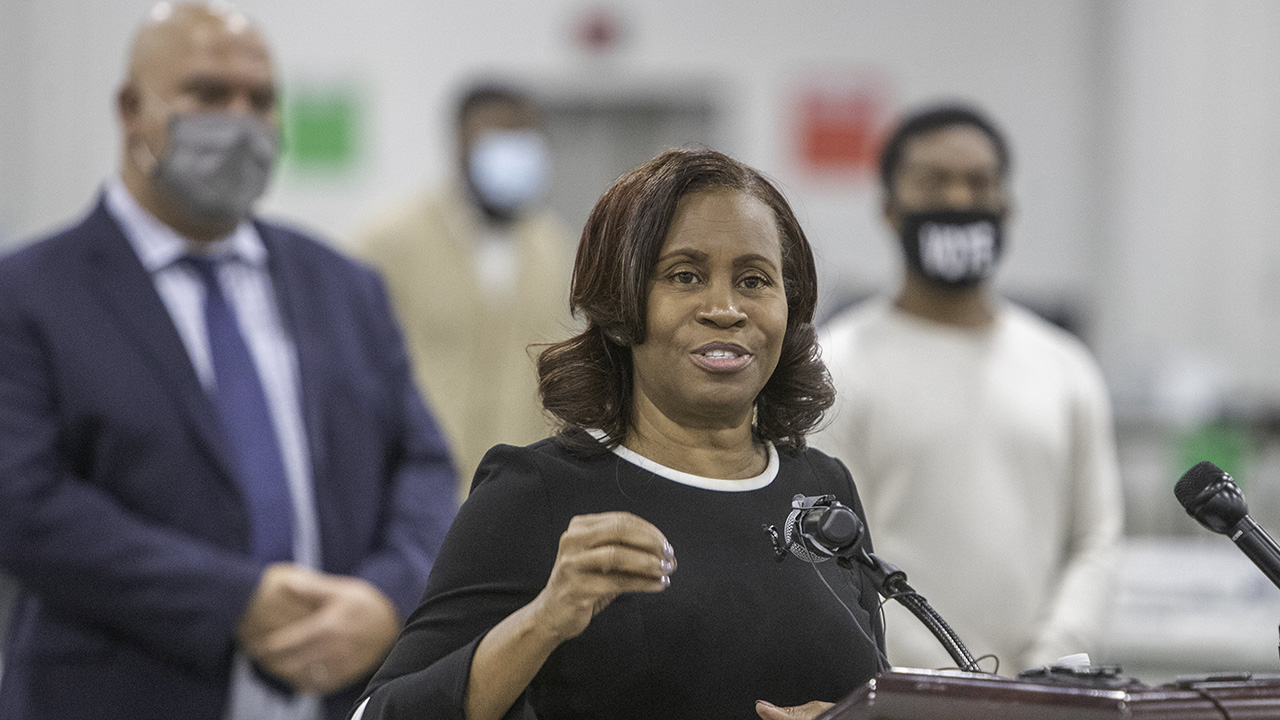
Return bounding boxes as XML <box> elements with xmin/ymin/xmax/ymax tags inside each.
<box><xmin>898</xmin><ymin>208</ymin><xmax>1004</xmax><ymax>289</ymax></box>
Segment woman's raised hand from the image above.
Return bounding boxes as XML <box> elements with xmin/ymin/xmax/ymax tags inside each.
<box><xmin>531</xmin><ymin>511</ymin><xmax>675</xmax><ymax>642</ymax></box>
<box><xmin>465</xmin><ymin>511</ymin><xmax>675</xmax><ymax>720</ymax></box>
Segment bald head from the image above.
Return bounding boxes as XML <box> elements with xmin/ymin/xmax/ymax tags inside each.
<box><xmin>124</xmin><ymin>3</ymin><xmax>273</xmax><ymax>107</ymax></box>
<box><xmin>117</xmin><ymin>3</ymin><xmax>279</xmax><ymax>241</ymax></box>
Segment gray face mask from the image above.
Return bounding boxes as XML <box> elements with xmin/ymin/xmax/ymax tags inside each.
<box><xmin>152</xmin><ymin>113</ymin><xmax>278</xmax><ymax>225</ymax></box>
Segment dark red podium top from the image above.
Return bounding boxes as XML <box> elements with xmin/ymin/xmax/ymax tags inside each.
<box><xmin>823</xmin><ymin>667</ymin><xmax>1280</xmax><ymax>720</ymax></box>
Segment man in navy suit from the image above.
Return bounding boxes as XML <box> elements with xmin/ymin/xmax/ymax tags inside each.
<box><xmin>0</xmin><ymin>4</ymin><xmax>458</xmax><ymax>719</ymax></box>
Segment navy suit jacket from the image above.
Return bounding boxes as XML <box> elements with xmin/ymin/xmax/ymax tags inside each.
<box><xmin>0</xmin><ymin>199</ymin><xmax>458</xmax><ymax>720</ymax></box>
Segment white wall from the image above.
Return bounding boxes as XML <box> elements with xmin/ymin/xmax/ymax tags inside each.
<box><xmin>7</xmin><ymin>0</ymin><xmax>1280</xmax><ymax>421</ymax></box>
<box><xmin>1098</xmin><ymin>0</ymin><xmax>1280</xmax><ymax>412</ymax></box>
<box><xmin>0</xmin><ymin>1</ymin><xmax>1104</xmax><ymax>312</ymax></box>
<box><xmin>11</xmin><ymin>0</ymin><xmax>1280</xmax><ymax>679</ymax></box>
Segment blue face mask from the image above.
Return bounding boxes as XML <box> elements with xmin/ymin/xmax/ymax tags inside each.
<box><xmin>899</xmin><ymin>208</ymin><xmax>1003</xmax><ymax>288</ymax></box>
<box><xmin>467</xmin><ymin>129</ymin><xmax>549</xmax><ymax>216</ymax></box>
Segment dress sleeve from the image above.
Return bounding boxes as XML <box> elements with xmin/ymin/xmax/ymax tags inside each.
<box><xmin>351</xmin><ymin>445</ymin><xmax>559</xmax><ymax>719</ymax></box>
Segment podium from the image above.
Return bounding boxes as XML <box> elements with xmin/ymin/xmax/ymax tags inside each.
<box><xmin>820</xmin><ymin>667</ymin><xmax>1280</xmax><ymax>719</ymax></box>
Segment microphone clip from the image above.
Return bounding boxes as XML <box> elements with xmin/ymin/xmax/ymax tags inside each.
<box><xmin>762</xmin><ymin>524</ymin><xmax>788</xmax><ymax>561</ymax></box>
<box><xmin>792</xmin><ymin>493</ymin><xmax>837</xmax><ymax>511</ymax></box>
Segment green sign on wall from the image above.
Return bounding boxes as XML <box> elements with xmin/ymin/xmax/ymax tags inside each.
<box><xmin>281</xmin><ymin>83</ymin><xmax>362</xmax><ymax>171</ymax></box>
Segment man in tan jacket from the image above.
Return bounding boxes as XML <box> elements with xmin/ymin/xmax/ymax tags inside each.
<box><xmin>355</xmin><ymin>84</ymin><xmax>571</xmax><ymax>496</ymax></box>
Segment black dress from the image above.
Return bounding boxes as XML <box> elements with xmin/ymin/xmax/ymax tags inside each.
<box><xmin>354</xmin><ymin>437</ymin><xmax>884</xmax><ymax>719</ymax></box>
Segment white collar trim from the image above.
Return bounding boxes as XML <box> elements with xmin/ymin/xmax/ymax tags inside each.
<box><xmin>588</xmin><ymin>429</ymin><xmax>779</xmax><ymax>492</ymax></box>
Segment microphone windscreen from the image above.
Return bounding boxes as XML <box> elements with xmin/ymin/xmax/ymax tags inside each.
<box><xmin>1174</xmin><ymin>460</ymin><xmax>1230</xmax><ymax>509</ymax></box>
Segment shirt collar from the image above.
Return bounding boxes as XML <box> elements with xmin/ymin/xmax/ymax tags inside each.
<box><xmin>587</xmin><ymin>428</ymin><xmax>779</xmax><ymax>492</ymax></box>
<box><xmin>104</xmin><ymin>176</ymin><xmax>268</xmax><ymax>273</ymax></box>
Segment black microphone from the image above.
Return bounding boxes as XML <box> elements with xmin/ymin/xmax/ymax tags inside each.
<box><xmin>789</xmin><ymin>494</ymin><xmax>866</xmax><ymax>559</ymax></box>
<box><xmin>782</xmin><ymin>494</ymin><xmax>982</xmax><ymax>672</ymax></box>
<box><xmin>1175</xmin><ymin>460</ymin><xmax>1280</xmax><ymax>590</ymax></box>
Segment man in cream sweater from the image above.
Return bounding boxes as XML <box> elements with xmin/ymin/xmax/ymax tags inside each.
<box><xmin>811</xmin><ymin>103</ymin><xmax>1123</xmax><ymax>674</ymax></box>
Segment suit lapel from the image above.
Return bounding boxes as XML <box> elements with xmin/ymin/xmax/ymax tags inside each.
<box><xmin>83</xmin><ymin>200</ymin><xmax>238</xmax><ymax>485</ymax></box>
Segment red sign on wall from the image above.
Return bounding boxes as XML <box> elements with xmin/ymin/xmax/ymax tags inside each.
<box><xmin>795</xmin><ymin>80</ymin><xmax>890</xmax><ymax>176</ymax></box>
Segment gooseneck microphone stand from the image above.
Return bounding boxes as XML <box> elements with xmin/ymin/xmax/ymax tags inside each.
<box><xmin>846</xmin><ymin>551</ymin><xmax>980</xmax><ymax>672</ymax></box>
<box><xmin>786</xmin><ymin>493</ymin><xmax>981</xmax><ymax>673</ymax></box>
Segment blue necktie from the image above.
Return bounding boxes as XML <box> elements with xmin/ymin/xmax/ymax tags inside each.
<box><xmin>186</xmin><ymin>256</ymin><xmax>294</xmax><ymax>563</ymax></box>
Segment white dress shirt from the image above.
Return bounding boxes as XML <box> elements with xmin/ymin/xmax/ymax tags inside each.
<box><xmin>105</xmin><ymin>178</ymin><xmax>322</xmax><ymax>720</ymax></box>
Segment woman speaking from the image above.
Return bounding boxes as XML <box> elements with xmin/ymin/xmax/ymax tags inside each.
<box><xmin>351</xmin><ymin>149</ymin><xmax>885</xmax><ymax>720</ymax></box>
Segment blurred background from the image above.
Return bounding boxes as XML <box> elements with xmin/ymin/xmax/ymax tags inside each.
<box><xmin>3</xmin><ymin>0</ymin><xmax>1280</xmax><ymax>685</ymax></box>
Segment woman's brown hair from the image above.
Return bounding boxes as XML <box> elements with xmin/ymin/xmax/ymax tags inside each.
<box><xmin>537</xmin><ymin>148</ymin><xmax>833</xmax><ymax>454</ymax></box>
